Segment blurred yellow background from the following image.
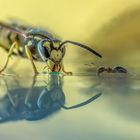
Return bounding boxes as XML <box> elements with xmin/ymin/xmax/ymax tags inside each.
<box><xmin>0</xmin><ymin>0</ymin><xmax>139</xmax><ymax>41</ymax></box>
<box><xmin>0</xmin><ymin>0</ymin><xmax>140</xmax><ymax>73</ymax></box>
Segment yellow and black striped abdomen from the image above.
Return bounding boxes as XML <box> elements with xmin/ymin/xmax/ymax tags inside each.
<box><xmin>0</xmin><ymin>27</ymin><xmax>24</xmax><ymax>53</ymax></box>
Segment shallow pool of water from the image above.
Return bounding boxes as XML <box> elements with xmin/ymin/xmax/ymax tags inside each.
<box><xmin>0</xmin><ymin>64</ymin><xmax>140</xmax><ymax>140</ymax></box>
<box><xmin>0</xmin><ymin>44</ymin><xmax>140</xmax><ymax>140</ymax></box>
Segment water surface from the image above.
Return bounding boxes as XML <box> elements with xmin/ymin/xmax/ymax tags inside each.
<box><xmin>0</xmin><ymin>60</ymin><xmax>140</xmax><ymax>140</ymax></box>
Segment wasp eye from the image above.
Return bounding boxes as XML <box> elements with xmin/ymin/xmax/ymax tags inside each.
<box><xmin>37</xmin><ymin>40</ymin><xmax>51</xmax><ymax>61</ymax></box>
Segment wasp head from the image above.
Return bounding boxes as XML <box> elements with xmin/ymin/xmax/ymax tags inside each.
<box><xmin>37</xmin><ymin>39</ymin><xmax>65</xmax><ymax>64</ymax></box>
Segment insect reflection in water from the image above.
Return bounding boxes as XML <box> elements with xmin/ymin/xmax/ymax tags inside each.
<box><xmin>0</xmin><ymin>74</ymin><xmax>101</xmax><ymax>122</ymax></box>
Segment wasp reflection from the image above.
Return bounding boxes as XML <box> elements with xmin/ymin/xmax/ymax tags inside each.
<box><xmin>0</xmin><ymin>74</ymin><xmax>101</xmax><ymax>122</ymax></box>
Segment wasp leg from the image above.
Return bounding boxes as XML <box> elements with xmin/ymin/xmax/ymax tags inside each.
<box><xmin>3</xmin><ymin>77</ymin><xmax>17</xmax><ymax>107</ymax></box>
<box><xmin>61</xmin><ymin>62</ymin><xmax>72</xmax><ymax>75</ymax></box>
<box><xmin>43</xmin><ymin>65</ymin><xmax>51</xmax><ymax>74</ymax></box>
<box><xmin>0</xmin><ymin>41</ymin><xmax>18</xmax><ymax>73</ymax></box>
<box><xmin>25</xmin><ymin>75</ymin><xmax>37</xmax><ymax>106</ymax></box>
<box><xmin>25</xmin><ymin>45</ymin><xmax>38</xmax><ymax>74</ymax></box>
<box><xmin>0</xmin><ymin>42</ymin><xmax>22</xmax><ymax>57</ymax></box>
<box><xmin>15</xmin><ymin>42</ymin><xmax>23</xmax><ymax>55</ymax></box>
<box><xmin>0</xmin><ymin>44</ymin><xmax>10</xmax><ymax>52</ymax></box>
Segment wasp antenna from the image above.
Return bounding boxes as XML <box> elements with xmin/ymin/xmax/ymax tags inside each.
<box><xmin>59</xmin><ymin>40</ymin><xmax>102</xmax><ymax>58</ymax></box>
<box><xmin>60</xmin><ymin>93</ymin><xmax>102</xmax><ymax>110</ymax></box>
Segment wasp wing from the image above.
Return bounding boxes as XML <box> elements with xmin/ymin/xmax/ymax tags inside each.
<box><xmin>0</xmin><ymin>22</ymin><xmax>27</xmax><ymax>38</ymax></box>
<box><xmin>7</xmin><ymin>18</ymin><xmax>61</xmax><ymax>41</ymax></box>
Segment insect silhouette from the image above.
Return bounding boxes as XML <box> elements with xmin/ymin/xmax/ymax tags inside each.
<box><xmin>97</xmin><ymin>66</ymin><xmax>128</xmax><ymax>75</ymax></box>
<box><xmin>0</xmin><ymin>21</ymin><xmax>102</xmax><ymax>75</ymax></box>
<box><xmin>0</xmin><ymin>74</ymin><xmax>102</xmax><ymax>122</ymax></box>
<box><xmin>85</xmin><ymin>63</ymin><xmax>128</xmax><ymax>76</ymax></box>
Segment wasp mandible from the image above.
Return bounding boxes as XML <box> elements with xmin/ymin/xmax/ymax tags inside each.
<box><xmin>0</xmin><ymin>21</ymin><xmax>102</xmax><ymax>75</ymax></box>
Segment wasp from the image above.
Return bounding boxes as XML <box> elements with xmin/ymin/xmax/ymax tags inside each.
<box><xmin>0</xmin><ymin>21</ymin><xmax>102</xmax><ymax>75</ymax></box>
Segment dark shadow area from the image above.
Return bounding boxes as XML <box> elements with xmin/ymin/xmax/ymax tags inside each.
<box><xmin>0</xmin><ymin>74</ymin><xmax>101</xmax><ymax>123</ymax></box>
